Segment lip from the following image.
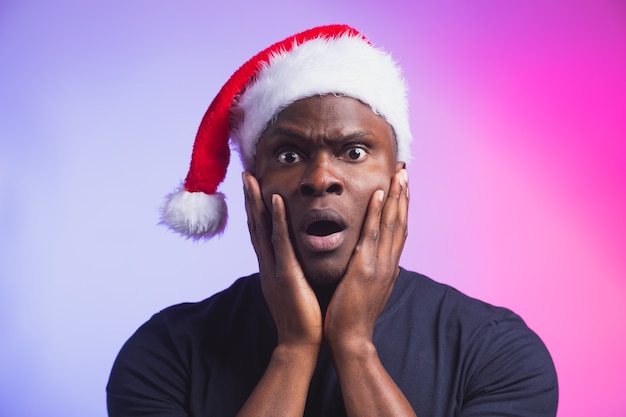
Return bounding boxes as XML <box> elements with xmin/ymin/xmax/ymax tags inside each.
<box><xmin>299</xmin><ymin>209</ymin><xmax>347</xmax><ymax>252</ymax></box>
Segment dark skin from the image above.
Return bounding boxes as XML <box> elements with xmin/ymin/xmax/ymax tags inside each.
<box><xmin>240</xmin><ymin>95</ymin><xmax>415</xmax><ymax>417</ymax></box>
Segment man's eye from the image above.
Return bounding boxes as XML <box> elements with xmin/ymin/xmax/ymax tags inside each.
<box><xmin>345</xmin><ymin>147</ymin><xmax>367</xmax><ymax>161</ymax></box>
<box><xmin>277</xmin><ymin>151</ymin><xmax>301</xmax><ymax>164</ymax></box>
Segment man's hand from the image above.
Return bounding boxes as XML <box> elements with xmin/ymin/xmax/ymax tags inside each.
<box><xmin>324</xmin><ymin>168</ymin><xmax>415</xmax><ymax>417</ymax></box>
<box><xmin>243</xmin><ymin>171</ymin><xmax>323</xmax><ymax>348</ymax></box>
<box><xmin>324</xmin><ymin>168</ymin><xmax>409</xmax><ymax>349</ymax></box>
<box><xmin>237</xmin><ymin>172</ymin><xmax>322</xmax><ymax>417</ymax></box>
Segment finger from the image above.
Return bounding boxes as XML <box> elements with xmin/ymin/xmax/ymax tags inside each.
<box><xmin>391</xmin><ymin>169</ymin><xmax>409</xmax><ymax>265</ymax></box>
<box><xmin>242</xmin><ymin>172</ymin><xmax>274</xmax><ymax>274</ymax></box>
<box><xmin>377</xmin><ymin>169</ymin><xmax>405</xmax><ymax>264</ymax></box>
<box><xmin>270</xmin><ymin>194</ymin><xmax>304</xmax><ymax>277</ymax></box>
<box><xmin>350</xmin><ymin>188</ymin><xmax>385</xmax><ymax>269</ymax></box>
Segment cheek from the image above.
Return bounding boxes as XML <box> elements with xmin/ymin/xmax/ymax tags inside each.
<box><xmin>257</xmin><ymin>174</ymin><xmax>291</xmax><ymax>211</ymax></box>
<box><xmin>258</xmin><ymin>181</ymin><xmax>276</xmax><ymax>211</ymax></box>
<box><xmin>352</xmin><ymin>169</ymin><xmax>392</xmax><ymax>196</ymax></box>
<box><xmin>347</xmin><ymin>181</ymin><xmax>388</xmax><ymax>220</ymax></box>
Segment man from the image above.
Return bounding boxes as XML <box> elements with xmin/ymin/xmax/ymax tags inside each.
<box><xmin>107</xmin><ymin>25</ymin><xmax>558</xmax><ymax>416</ymax></box>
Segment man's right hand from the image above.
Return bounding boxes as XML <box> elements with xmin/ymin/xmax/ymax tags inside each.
<box><xmin>243</xmin><ymin>171</ymin><xmax>323</xmax><ymax>349</ymax></box>
<box><xmin>237</xmin><ymin>172</ymin><xmax>321</xmax><ymax>417</ymax></box>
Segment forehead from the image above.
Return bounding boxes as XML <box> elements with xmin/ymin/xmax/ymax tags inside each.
<box><xmin>258</xmin><ymin>95</ymin><xmax>396</xmax><ymax>145</ymax></box>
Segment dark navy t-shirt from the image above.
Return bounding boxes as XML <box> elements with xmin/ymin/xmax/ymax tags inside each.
<box><xmin>107</xmin><ymin>269</ymin><xmax>558</xmax><ymax>416</ymax></box>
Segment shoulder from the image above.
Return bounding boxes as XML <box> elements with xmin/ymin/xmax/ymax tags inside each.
<box><xmin>393</xmin><ymin>268</ymin><xmax>552</xmax><ymax>356</ymax></box>
<box><xmin>106</xmin><ymin>273</ymin><xmax>269</xmax><ymax>412</ymax></box>
<box><xmin>153</xmin><ymin>273</ymin><xmax>267</xmax><ymax>333</ymax></box>
<box><xmin>111</xmin><ymin>272</ymin><xmax>264</xmax><ymax>353</ymax></box>
<box><xmin>392</xmin><ymin>268</ymin><xmax>558</xmax><ymax>416</ymax></box>
<box><xmin>390</xmin><ymin>268</ymin><xmax>521</xmax><ymax>328</ymax></box>
<box><xmin>118</xmin><ymin>273</ymin><xmax>274</xmax><ymax>362</ymax></box>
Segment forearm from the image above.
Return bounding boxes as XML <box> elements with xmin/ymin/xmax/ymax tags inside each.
<box><xmin>331</xmin><ymin>341</ymin><xmax>417</xmax><ymax>417</ymax></box>
<box><xmin>236</xmin><ymin>344</ymin><xmax>319</xmax><ymax>417</ymax></box>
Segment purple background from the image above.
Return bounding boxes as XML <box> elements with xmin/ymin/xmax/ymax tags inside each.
<box><xmin>1</xmin><ymin>1</ymin><xmax>624</xmax><ymax>416</ymax></box>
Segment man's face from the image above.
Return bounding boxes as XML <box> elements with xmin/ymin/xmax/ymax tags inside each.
<box><xmin>254</xmin><ymin>95</ymin><xmax>404</xmax><ymax>287</ymax></box>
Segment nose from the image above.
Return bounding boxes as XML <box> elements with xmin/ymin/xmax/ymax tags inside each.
<box><xmin>299</xmin><ymin>156</ymin><xmax>344</xmax><ymax>196</ymax></box>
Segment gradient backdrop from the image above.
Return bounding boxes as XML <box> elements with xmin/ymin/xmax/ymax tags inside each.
<box><xmin>1</xmin><ymin>1</ymin><xmax>624</xmax><ymax>416</ymax></box>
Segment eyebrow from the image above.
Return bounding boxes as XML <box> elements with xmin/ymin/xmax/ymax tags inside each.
<box><xmin>265</xmin><ymin>127</ymin><xmax>374</xmax><ymax>143</ymax></box>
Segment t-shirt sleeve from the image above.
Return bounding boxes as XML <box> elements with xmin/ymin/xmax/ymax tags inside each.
<box><xmin>459</xmin><ymin>313</ymin><xmax>558</xmax><ymax>417</ymax></box>
<box><xmin>106</xmin><ymin>312</ymin><xmax>189</xmax><ymax>417</ymax></box>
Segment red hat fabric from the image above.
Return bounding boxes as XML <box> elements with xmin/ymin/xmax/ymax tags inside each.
<box><xmin>160</xmin><ymin>24</ymin><xmax>412</xmax><ymax>239</ymax></box>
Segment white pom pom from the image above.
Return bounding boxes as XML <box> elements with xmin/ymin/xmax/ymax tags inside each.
<box><xmin>160</xmin><ymin>186</ymin><xmax>227</xmax><ymax>239</ymax></box>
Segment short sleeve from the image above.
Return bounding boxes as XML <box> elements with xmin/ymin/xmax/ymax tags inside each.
<box><xmin>459</xmin><ymin>314</ymin><xmax>558</xmax><ymax>417</ymax></box>
<box><xmin>106</xmin><ymin>313</ymin><xmax>189</xmax><ymax>417</ymax></box>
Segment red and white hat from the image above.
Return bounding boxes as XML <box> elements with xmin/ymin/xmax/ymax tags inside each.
<box><xmin>160</xmin><ymin>24</ymin><xmax>412</xmax><ymax>239</ymax></box>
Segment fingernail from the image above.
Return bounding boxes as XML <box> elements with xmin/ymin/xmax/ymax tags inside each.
<box><xmin>376</xmin><ymin>190</ymin><xmax>384</xmax><ymax>202</ymax></box>
<box><xmin>242</xmin><ymin>172</ymin><xmax>249</xmax><ymax>190</ymax></box>
<box><xmin>399</xmin><ymin>169</ymin><xmax>408</xmax><ymax>187</ymax></box>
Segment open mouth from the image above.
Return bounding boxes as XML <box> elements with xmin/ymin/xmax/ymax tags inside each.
<box><xmin>306</xmin><ymin>220</ymin><xmax>343</xmax><ymax>236</ymax></box>
<box><xmin>300</xmin><ymin>209</ymin><xmax>347</xmax><ymax>251</ymax></box>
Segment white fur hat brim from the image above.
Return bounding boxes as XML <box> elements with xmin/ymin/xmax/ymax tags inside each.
<box><xmin>231</xmin><ymin>34</ymin><xmax>412</xmax><ymax>169</ymax></box>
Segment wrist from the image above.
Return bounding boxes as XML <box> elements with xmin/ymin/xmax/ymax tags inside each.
<box><xmin>328</xmin><ymin>338</ymin><xmax>377</xmax><ymax>363</ymax></box>
<box><xmin>272</xmin><ymin>342</ymin><xmax>320</xmax><ymax>369</ymax></box>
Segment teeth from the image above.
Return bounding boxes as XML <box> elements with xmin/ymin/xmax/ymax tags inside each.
<box><xmin>307</xmin><ymin>221</ymin><xmax>341</xmax><ymax>236</ymax></box>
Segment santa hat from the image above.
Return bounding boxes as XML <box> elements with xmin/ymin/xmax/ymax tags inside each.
<box><xmin>160</xmin><ymin>24</ymin><xmax>412</xmax><ymax>239</ymax></box>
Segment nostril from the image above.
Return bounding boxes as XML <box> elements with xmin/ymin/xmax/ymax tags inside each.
<box><xmin>299</xmin><ymin>182</ymin><xmax>342</xmax><ymax>196</ymax></box>
<box><xmin>326</xmin><ymin>183</ymin><xmax>342</xmax><ymax>194</ymax></box>
<box><xmin>300</xmin><ymin>183</ymin><xmax>316</xmax><ymax>195</ymax></box>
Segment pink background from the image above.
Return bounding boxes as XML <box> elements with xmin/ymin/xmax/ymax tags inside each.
<box><xmin>1</xmin><ymin>1</ymin><xmax>624</xmax><ymax>416</ymax></box>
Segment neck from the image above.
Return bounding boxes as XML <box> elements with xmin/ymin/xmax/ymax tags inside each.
<box><xmin>313</xmin><ymin>283</ymin><xmax>338</xmax><ymax>314</ymax></box>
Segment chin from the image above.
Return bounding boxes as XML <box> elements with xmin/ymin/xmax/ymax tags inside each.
<box><xmin>292</xmin><ymin>234</ymin><xmax>355</xmax><ymax>288</ymax></box>
<box><xmin>301</xmin><ymin>261</ymin><xmax>347</xmax><ymax>288</ymax></box>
